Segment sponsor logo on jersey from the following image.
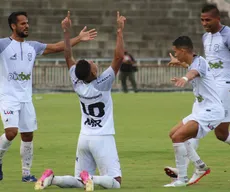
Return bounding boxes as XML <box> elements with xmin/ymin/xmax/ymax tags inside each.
<box><xmin>84</xmin><ymin>118</ymin><xmax>102</xmax><ymax>127</ymax></box>
<box><xmin>96</xmin><ymin>74</ymin><xmax>111</xmax><ymax>84</ymax></box>
<box><xmin>196</xmin><ymin>94</ymin><xmax>204</xmax><ymax>103</ymax></box>
<box><xmin>10</xmin><ymin>53</ymin><xmax>17</xmax><ymax>60</ymax></box>
<box><xmin>4</xmin><ymin>110</ymin><xmax>13</xmax><ymax>115</ymax></box>
<box><xmin>8</xmin><ymin>72</ymin><xmax>31</xmax><ymax>81</ymax></box>
<box><xmin>209</xmin><ymin>61</ymin><xmax>223</xmax><ymax>69</ymax></box>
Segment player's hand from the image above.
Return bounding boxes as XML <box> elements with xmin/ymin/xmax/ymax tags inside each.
<box><xmin>117</xmin><ymin>11</ymin><xmax>126</xmax><ymax>31</ymax></box>
<box><xmin>171</xmin><ymin>77</ymin><xmax>187</xmax><ymax>87</ymax></box>
<box><xmin>168</xmin><ymin>53</ymin><xmax>181</xmax><ymax>67</ymax></box>
<box><xmin>78</xmin><ymin>26</ymin><xmax>97</xmax><ymax>41</ymax></box>
<box><xmin>62</xmin><ymin>11</ymin><xmax>72</xmax><ymax>32</ymax></box>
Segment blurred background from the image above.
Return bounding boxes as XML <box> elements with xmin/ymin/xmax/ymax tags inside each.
<box><xmin>1</xmin><ymin>0</ymin><xmax>230</xmax><ymax>92</ymax></box>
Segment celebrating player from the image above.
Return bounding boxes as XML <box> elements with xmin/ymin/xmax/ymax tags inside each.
<box><xmin>35</xmin><ymin>11</ymin><xmax>125</xmax><ymax>190</ymax></box>
<box><xmin>164</xmin><ymin>36</ymin><xmax>224</xmax><ymax>187</ymax></box>
<box><xmin>0</xmin><ymin>11</ymin><xmax>96</xmax><ymax>182</ymax></box>
<box><xmin>165</xmin><ymin>4</ymin><xmax>230</xmax><ymax>184</ymax></box>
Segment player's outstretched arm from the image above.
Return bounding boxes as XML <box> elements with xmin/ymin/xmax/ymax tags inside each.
<box><xmin>42</xmin><ymin>12</ymin><xmax>97</xmax><ymax>55</ymax></box>
<box><xmin>171</xmin><ymin>70</ymin><xmax>199</xmax><ymax>87</ymax></box>
<box><xmin>62</xmin><ymin>11</ymin><xmax>75</xmax><ymax>69</ymax></box>
<box><xmin>111</xmin><ymin>11</ymin><xmax>126</xmax><ymax>75</ymax></box>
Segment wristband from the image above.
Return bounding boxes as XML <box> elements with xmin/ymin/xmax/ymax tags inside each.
<box><xmin>182</xmin><ymin>76</ymin><xmax>188</xmax><ymax>82</ymax></box>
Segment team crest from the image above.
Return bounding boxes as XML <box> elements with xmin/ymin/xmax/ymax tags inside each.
<box><xmin>213</xmin><ymin>44</ymin><xmax>219</xmax><ymax>52</ymax></box>
<box><xmin>28</xmin><ymin>53</ymin><xmax>32</xmax><ymax>61</ymax></box>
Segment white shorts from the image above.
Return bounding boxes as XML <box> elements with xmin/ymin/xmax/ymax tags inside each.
<box><xmin>183</xmin><ymin>107</ymin><xmax>224</xmax><ymax>139</ymax></box>
<box><xmin>75</xmin><ymin>134</ymin><xmax>121</xmax><ymax>178</ymax></box>
<box><xmin>0</xmin><ymin>101</ymin><xmax>37</xmax><ymax>133</ymax></box>
<box><xmin>216</xmin><ymin>82</ymin><xmax>230</xmax><ymax>122</ymax></box>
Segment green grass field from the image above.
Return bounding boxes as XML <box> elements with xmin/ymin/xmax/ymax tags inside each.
<box><xmin>0</xmin><ymin>92</ymin><xmax>229</xmax><ymax>192</ymax></box>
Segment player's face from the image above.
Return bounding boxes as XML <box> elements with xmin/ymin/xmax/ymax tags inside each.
<box><xmin>172</xmin><ymin>46</ymin><xmax>186</xmax><ymax>62</ymax></box>
<box><xmin>88</xmin><ymin>60</ymin><xmax>98</xmax><ymax>78</ymax></box>
<box><xmin>13</xmin><ymin>15</ymin><xmax>29</xmax><ymax>38</ymax></box>
<box><xmin>200</xmin><ymin>11</ymin><xmax>220</xmax><ymax>33</ymax></box>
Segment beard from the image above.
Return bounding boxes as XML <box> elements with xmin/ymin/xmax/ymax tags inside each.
<box><xmin>16</xmin><ymin>30</ymin><xmax>28</xmax><ymax>38</ymax></box>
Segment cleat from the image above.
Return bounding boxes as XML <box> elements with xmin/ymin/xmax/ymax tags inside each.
<box><xmin>164</xmin><ymin>179</ymin><xmax>187</xmax><ymax>187</ymax></box>
<box><xmin>0</xmin><ymin>164</ymin><xmax>3</xmax><ymax>180</ymax></box>
<box><xmin>164</xmin><ymin>166</ymin><xmax>178</xmax><ymax>178</ymax></box>
<box><xmin>187</xmin><ymin>167</ymin><xmax>210</xmax><ymax>186</ymax></box>
<box><xmin>22</xmin><ymin>175</ymin><xmax>37</xmax><ymax>182</ymax></box>
<box><xmin>34</xmin><ymin>169</ymin><xmax>54</xmax><ymax>190</ymax></box>
<box><xmin>80</xmin><ymin>170</ymin><xmax>94</xmax><ymax>191</ymax></box>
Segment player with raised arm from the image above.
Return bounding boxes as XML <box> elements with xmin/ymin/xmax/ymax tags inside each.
<box><xmin>163</xmin><ymin>36</ymin><xmax>224</xmax><ymax>187</ymax></box>
<box><xmin>35</xmin><ymin>11</ymin><xmax>125</xmax><ymax>191</ymax></box>
<box><xmin>165</xmin><ymin>4</ymin><xmax>230</xmax><ymax>184</ymax></box>
<box><xmin>0</xmin><ymin>11</ymin><xmax>96</xmax><ymax>182</ymax></box>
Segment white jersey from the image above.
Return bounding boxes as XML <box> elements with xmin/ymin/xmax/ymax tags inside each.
<box><xmin>189</xmin><ymin>56</ymin><xmax>223</xmax><ymax>110</ymax></box>
<box><xmin>69</xmin><ymin>66</ymin><xmax>115</xmax><ymax>136</ymax></box>
<box><xmin>0</xmin><ymin>38</ymin><xmax>47</xmax><ymax>102</ymax></box>
<box><xmin>203</xmin><ymin>26</ymin><xmax>230</xmax><ymax>82</ymax></box>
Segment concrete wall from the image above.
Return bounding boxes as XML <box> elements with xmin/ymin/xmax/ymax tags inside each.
<box><xmin>1</xmin><ymin>0</ymin><xmax>229</xmax><ymax>59</ymax></box>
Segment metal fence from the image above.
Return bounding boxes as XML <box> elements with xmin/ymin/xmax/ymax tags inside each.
<box><xmin>33</xmin><ymin>61</ymin><xmax>191</xmax><ymax>92</ymax></box>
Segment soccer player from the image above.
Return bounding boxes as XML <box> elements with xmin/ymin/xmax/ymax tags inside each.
<box><xmin>35</xmin><ymin>11</ymin><xmax>125</xmax><ymax>190</ymax></box>
<box><xmin>165</xmin><ymin>4</ymin><xmax>230</xmax><ymax>184</ymax></box>
<box><xmin>0</xmin><ymin>11</ymin><xmax>97</xmax><ymax>182</ymax></box>
<box><xmin>164</xmin><ymin>36</ymin><xmax>224</xmax><ymax>187</ymax></box>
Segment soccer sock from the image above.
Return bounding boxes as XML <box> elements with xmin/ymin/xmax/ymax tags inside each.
<box><xmin>224</xmin><ymin>133</ymin><xmax>230</xmax><ymax>144</ymax></box>
<box><xmin>20</xmin><ymin>141</ymin><xmax>33</xmax><ymax>177</ymax></box>
<box><xmin>173</xmin><ymin>143</ymin><xmax>188</xmax><ymax>182</ymax></box>
<box><xmin>184</xmin><ymin>140</ymin><xmax>206</xmax><ymax>170</ymax></box>
<box><xmin>189</xmin><ymin>138</ymin><xmax>199</xmax><ymax>150</ymax></box>
<box><xmin>52</xmin><ymin>176</ymin><xmax>84</xmax><ymax>188</ymax></box>
<box><xmin>93</xmin><ymin>176</ymin><xmax>121</xmax><ymax>189</ymax></box>
<box><xmin>0</xmin><ymin>134</ymin><xmax>12</xmax><ymax>164</ymax></box>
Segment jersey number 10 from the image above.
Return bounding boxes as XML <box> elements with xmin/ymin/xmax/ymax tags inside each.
<box><xmin>80</xmin><ymin>102</ymin><xmax>105</xmax><ymax>118</ymax></box>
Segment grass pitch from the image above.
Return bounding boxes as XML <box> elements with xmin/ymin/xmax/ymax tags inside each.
<box><xmin>0</xmin><ymin>92</ymin><xmax>229</xmax><ymax>192</ymax></box>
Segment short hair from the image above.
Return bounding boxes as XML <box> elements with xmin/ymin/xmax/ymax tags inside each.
<box><xmin>172</xmin><ymin>36</ymin><xmax>193</xmax><ymax>50</ymax></box>
<box><xmin>201</xmin><ymin>4</ymin><xmax>220</xmax><ymax>17</ymax></box>
<box><xmin>75</xmin><ymin>59</ymin><xmax>91</xmax><ymax>81</ymax></box>
<box><xmin>8</xmin><ymin>11</ymin><xmax>28</xmax><ymax>31</ymax></box>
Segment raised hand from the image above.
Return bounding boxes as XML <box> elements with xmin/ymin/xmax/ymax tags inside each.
<box><xmin>78</xmin><ymin>26</ymin><xmax>97</xmax><ymax>41</ymax></box>
<box><xmin>117</xmin><ymin>11</ymin><xmax>126</xmax><ymax>31</ymax></box>
<box><xmin>62</xmin><ymin>11</ymin><xmax>72</xmax><ymax>32</ymax></box>
<box><xmin>168</xmin><ymin>53</ymin><xmax>180</xmax><ymax>66</ymax></box>
<box><xmin>168</xmin><ymin>53</ymin><xmax>189</xmax><ymax>68</ymax></box>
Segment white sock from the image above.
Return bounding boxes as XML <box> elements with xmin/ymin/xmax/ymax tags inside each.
<box><xmin>52</xmin><ymin>176</ymin><xmax>84</xmax><ymax>188</ymax></box>
<box><xmin>173</xmin><ymin>143</ymin><xmax>188</xmax><ymax>182</ymax></box>
<box><xmin>0</xmin><ymin>134</ymin><xmax>12</xmax><ymax>164</ymax></box>
<box><xmin>184</xmin><ymin>141</ymin><xmax>206</xmax><ymax>170</ymax></box>
<box><xmin>185</xmin><ymin>138</ymin><xmax>199</xmax><ymax>167</ymax></box>
<box><xmin>20</xmin><ymin>141</ymin><xmax>33</xmax><ymax>177</ymax></box>
<box><xmin>93</xmin><ymin>176</ymin><xmax>121</xmax><ymax>189</ymax></box>
<box><xmin>224</xmin><ymin>133</ymin><xmax>230</xmax><ymax>144</ymax></box>
<box><xmin>189</xmin><ymin>138</ymin><xmax>199</xmax><ymax>150</ymax></box>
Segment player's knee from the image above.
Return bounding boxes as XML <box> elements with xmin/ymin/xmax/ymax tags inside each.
<box><xmin>171</xmin><ymin>134</ymin><xmax>183</xmax><ymax>143</ymax></box>
<box><xmin>21</xmin><ymin>132</ymin><xmax>33</xmax><ymax>142</ymax></box>
<box><xmin>215</xmin><ymin>132</ymin><xmax>228</xmax><ymax>142</ymax></box>
<box><xmin>5</xmin><ymin>128</ymin><xmax>18</xmax><ymax>141</ymax></box>
<box><xmin>169</xmin><ymin>131</ymin><xmax>174</xmax><ymax>139</ymax></box>
<box><xmin>215</xmin><ymin>124</ymin><xmax>229</xmax><ymax>142</ymax></box>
